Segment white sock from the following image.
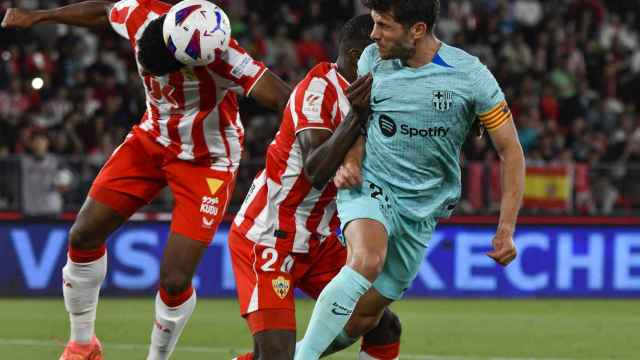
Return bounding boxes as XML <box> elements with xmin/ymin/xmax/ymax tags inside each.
<box><xmin>146</xmin><ymin>290</ymin><xmax>197</xmax><ymax>360</ymax></box>
<box><xmin>62</xmin><ymin>254</ymin><xmax>107</xmax><ymax>344</ymax></box>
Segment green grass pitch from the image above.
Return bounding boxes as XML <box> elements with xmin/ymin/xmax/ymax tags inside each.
<box><xmin>0</xmin><ymin>298</ymin><xmax>637</xmax><ymax>359</ymax></box>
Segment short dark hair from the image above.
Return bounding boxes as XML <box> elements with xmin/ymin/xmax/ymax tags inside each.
<box><xmin>339</xmin><ymin>14</ymin><xmax>374</xmax><ymax>52</ymax></box>
<box><xmin>361</xmin><ymin>0</ymin><xmax>440</xmax><ymax>32</ymax></box>
<box><xmin>137</xmin><ymin>15</ymin><xmax>184</xmax><ymax>76</ymax></box>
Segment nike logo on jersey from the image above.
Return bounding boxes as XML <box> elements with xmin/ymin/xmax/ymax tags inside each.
<box><xmin>372</xmin><ymin>96</ymin><xmax>392</xmax><ymax>104</ymax></box>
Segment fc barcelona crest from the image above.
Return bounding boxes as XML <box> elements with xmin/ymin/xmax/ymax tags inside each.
<box><xmin>432</xmin><ymin>90</ymin><xmax>453</xmax><ymax>112</ymax></box>
<box><xmin>272</xmin><ymin>276</ymin><xmax>290</xmax><ymax>299</ymax></box>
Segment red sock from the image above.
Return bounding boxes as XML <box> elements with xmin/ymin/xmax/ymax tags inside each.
<box><xmin>159</xmin><ymin>285</ymin><xmax>194</xmax><ymax>308</ymax></box>
<box><xmin>361</xmin><ymin>341</ymin><xmax>400</xmax><ymax>359</ymax></box>
<box><xmin>235</xmin><ymin>353</ymin><xmax>253</xmax><ymax>360</ymax></box>
<box><xmin>68</xmin><ymin>244</ymin><xmax>106</xmax><ymax>263</ymax></box>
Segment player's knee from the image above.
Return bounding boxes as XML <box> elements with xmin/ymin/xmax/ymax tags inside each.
<box><xmin>347</xmin><ymin>251</ymin><xmax>385</xmax><ymax>281</ymax></box>
<box><xmin>159</xmin><ymin>271</ymin><xmax>191</xmax><ymax>295</ymax></box>
<box><xmin>68</xmin><ymin>222</ymin><xmax>104</xmax><ymax>250</ymax></box>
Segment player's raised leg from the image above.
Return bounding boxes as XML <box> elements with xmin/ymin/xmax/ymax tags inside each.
<box><xmin>301</xmin><ymin>238</ymin><xmax>400</xmax><ymax>360</ymax></box>
<box><xmin>295</xmin><ymin>218</ymin><xmax>388</xmax><ymax>360</ymax></box>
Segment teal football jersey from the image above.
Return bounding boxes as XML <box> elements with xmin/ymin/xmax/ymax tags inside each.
<box><xmin>358</xmin><ymin>42</ymin><xmax>508</xmax><ymax>220</ymax></box>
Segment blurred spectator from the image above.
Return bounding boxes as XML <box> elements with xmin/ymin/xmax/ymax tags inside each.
<box><xmin>513</xmin><ymin>0</ymin><xmax>542</xmax><ymax>28</ymax></box>
<box><xmin>20</xmin><ymin>132</ymin><xmax>70</xmax><ymax>216</ymax></box>
<box><xmin>500</xmin><ymin>32</ymin><xmax>533</xmax><ymax>75</ymax></box>
<box><xmin>295</xmin><ymin>28</ymin><xmax>329</xmax><ymax>68</ymax></box>
<box><xmin>516</xmin><ymin>110</ymin><xmax>541</xmax><ymax>152</ymax></box>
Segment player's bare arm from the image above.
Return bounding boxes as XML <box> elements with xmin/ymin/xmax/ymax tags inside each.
<box><xmin>334</xmin><ymin>135</ymin><xmax>365</xmax><ymax>189</ymax></box>
<box><xmin>1</xmin><ymin>0</ymin><xmax>112</xmax><ymax>29</ymax></box>
<box><xmin>248</xmin><ymin>70</ymin><xmax>293</xmax><ymax>113</ymax></box>
<box><xmin>299</xmin><ymin>74</ymin><xmax>372</xmax><ymax>190</ymax></box>
<box><xmin>486</xmin><ymin>118</ymin><xmax>525</xmax><ymax>266</ymax></box>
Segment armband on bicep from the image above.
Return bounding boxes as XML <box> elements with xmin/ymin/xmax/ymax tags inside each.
<box><xmin>478</xmin><ymin>100</ymin><xmax>511</xmax><ymax>131</ymax></box>
<box><xmin>478</xmin><ymin>101</ymin><xmax>511</xmax><ymax>130</ymax></box>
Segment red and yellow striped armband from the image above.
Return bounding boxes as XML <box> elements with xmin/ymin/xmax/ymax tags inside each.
<box><xmin>478</xmin><ymin>100</ymin><xmax>512</xmax><ymax>131</ymax></box>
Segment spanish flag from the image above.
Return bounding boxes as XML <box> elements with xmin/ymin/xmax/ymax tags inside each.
<box><xmin>523</xmin><ymin>166</ymin><xmax>573</xmax><ymax>210</ymax></box>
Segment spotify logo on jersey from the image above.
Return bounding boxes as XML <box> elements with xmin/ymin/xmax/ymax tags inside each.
<box><xmin>378</xmin><ymin>115</ymin><xmax>396</xmax><ymax>137</ymax></box>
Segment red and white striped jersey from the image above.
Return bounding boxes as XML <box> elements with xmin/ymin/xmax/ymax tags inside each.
<box><xmin>233</xmin><ymin>62</ymin><xmax>351</xmax><ymax>253</ymax></box>
<box><xmin>108</xmin><ymin>0</ymin><xmax>267</xmax><ymax>170</ymax></box>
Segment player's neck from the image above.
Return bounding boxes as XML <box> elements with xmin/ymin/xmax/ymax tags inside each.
<box><xmin>405</xmin><ymin>34</ymin><xmax>441</xmax><ymax>68</ymax></box>
<box><xmin>336</xmin><ymin>56</ymin><xmax>356</xmax><ymax>83</ymax></box>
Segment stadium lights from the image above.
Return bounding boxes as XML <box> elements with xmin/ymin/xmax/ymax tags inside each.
<box><xmin>31</xmin><ymin>77</ymin><xmax>44</xmax><ymax>90</ymax></box>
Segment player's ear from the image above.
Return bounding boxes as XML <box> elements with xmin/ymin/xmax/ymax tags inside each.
<box><xmin>410</xmin><ymin>21</ymin><xmax>428</xmax><ymax>40</ymax></box>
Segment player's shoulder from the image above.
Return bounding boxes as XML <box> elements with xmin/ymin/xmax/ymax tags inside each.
<box><xmin>109</xmin><ymin>0</ymin><xmax>170</xmax><ymax>30</ymax></box>
<box><xmin>437</xmin><ymin>43</ymin><xmax>485</xmax><ymax>71</ymax></box>
<box><xmin>305</xmin><ymin>62</ymin><xmax>334</xmax><ymax>79</ymax></box>
<box><xmin>297</xmin><ymin>62</ymin><xmax>338</xmax><ymax>91</ymax></box>
<box><xmin>439</xmin><ymin>43</ymin><xmax>495</xmax><ymax>81</ymax></box>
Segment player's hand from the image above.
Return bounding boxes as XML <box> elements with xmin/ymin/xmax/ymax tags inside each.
<box><xmin>1</xmin><ymin>8</ymin><xmax>38</xmax><ymax>28</ymax></box>
<box><xmin>346</xmin><ymin>73</ymin><xmax>372</xmax><ymax>115</ymax></box>
<box><xmin>486</xmin><ymin>232</ymin><xmax>517</xmax><ymax>266</ymax></box>
<box><xmin>333</xmin><ymin>162</ymin><xmax>362</xmax><ymax>189</ymax></box>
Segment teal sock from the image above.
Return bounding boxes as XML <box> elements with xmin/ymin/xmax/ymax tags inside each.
<box><xmin>294</xmin><ymin>330</ymin><xmax>357</xmax><ymax>358</ymax></box>
<box><xmin>320</xmin><ymin>330</ymin><xmax>358</xmax><ymax>357</ymax></box>
<box><xmin>295</xmin><ymin>266</ymin><xmax>371</xmax><ymax>360</ymax></box>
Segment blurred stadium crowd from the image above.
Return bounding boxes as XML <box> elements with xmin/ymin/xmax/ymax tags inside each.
<box><xmin>1</xmin><ymin>0</ymin><xmax>639</xmax><ymax>215</ymax></box>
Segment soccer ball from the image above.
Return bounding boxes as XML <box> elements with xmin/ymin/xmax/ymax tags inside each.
<box><xmin>162</xmin><ymin>0</ymin><xmax>231</xmax><ymax>66</ymax></box>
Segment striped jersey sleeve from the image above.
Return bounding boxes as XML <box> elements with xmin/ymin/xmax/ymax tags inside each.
<box><xmin>108</xmin><ymin>0</ymin><xmax>170</xmax><ymax>46</ymax></box>
<box><xmin>292</xmin><ymin>76</ymin><xmax>338</xmax><ymax>134</ymax></box>
<box><xmin>108</xmin><ymin>0</ymin><xmax>139</xmax><ymax>39</ymax></box>
<box><xmin>207</xmin><ymin>38</ymin><xmax>267</xmax><ymax>97</ymax></box>
<box><xmin>473</xmin><ymin>65</ymin><xmax>511</xmax><ymax>131</ymax></box>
